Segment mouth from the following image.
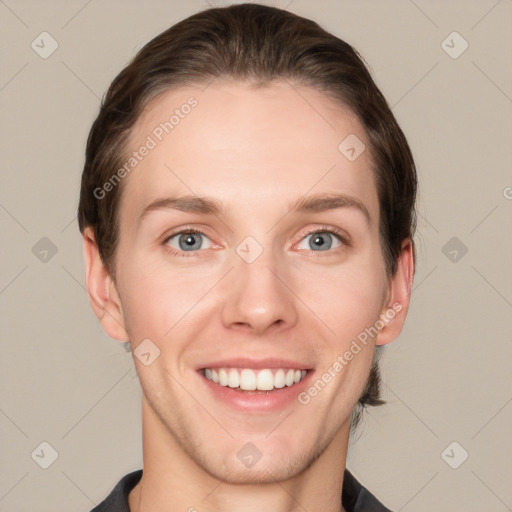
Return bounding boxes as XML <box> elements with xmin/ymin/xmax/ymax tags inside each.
<box><xmin>202</xmin><ymin>367</ymin><xmax>309</xmax><ymax>393</ymax></box>
<box><xmin>196</xmin><ymin>358</ymin><xmax>314</xmax><ymax>411</ymax></box>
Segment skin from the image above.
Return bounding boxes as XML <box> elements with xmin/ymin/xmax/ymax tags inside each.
<box><xmin>83</xmin><ymin>80</ymin><xmax>414</xmax><ymax>512</ymax></box>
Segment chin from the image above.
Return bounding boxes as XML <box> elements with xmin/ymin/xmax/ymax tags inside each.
<box><xmin>188</xmin><ymin>436</ymin><xmax>326</xmax><ymax>485</ymax></box>
<box><xmin>204</xmin><ymin>456</ymin><xmax>311</xmax><ymax>485</ymax></box>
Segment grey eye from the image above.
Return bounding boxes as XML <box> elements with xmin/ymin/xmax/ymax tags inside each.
<box><xmin>166</xmin><ymin>232</ymin><xmax>212</xmax><ymax>251</ymax></box>
<box><xmin>297</xmin><ymin>232</ymin><xmax>341</xmax><ymax>252</ymax></box>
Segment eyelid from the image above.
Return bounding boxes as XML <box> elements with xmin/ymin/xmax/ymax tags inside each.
<box><xmin>292</xmin><ymin>224</ymin><xmax>351</xmax><ymax>254</ymax></box>
<box><xmin>162</xmin><ymin>223</ymin><xmax>351</xmax><ymax>256</ymax></box>
<box><xmin>163</xmin><ymin>226</ymin><xmax>209</xmax><ymax>244</ymax></box>
<box><xmin>295</xmin><ymin>224</ymin><xmax>351</xmax><ymax>244</ymax></box>
<box><xmin>162</xmin><ymin>226</ymin><xmax>219</xmax><ymax>253</ymax></box>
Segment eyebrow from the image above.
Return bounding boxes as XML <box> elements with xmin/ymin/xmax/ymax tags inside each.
<box><xmin>138</xmin><ymin>192</ymin><xmax>371</xmax><ymax>225</ymax></box>
<box><xmin>288</xmin><ymin>193</ymin><xmax>371</xmax><ymax>225</ymax></box>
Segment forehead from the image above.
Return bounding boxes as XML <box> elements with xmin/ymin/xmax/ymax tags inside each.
<box><xmin>120</xmin><ymin>80</ymin><xmax>378</xmax><ymax>224</ymax></box>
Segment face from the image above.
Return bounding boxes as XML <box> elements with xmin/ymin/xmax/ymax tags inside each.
<box><xmin>87</xmin><ymin>80</ymin><xmax>410</xmax><ymax>484</ymax></box>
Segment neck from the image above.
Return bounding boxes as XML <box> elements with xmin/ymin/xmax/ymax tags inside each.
<box><xmin>129</xmin><ymin>396</ymin><xmax>349</xmax><ymax>512</ymax></box>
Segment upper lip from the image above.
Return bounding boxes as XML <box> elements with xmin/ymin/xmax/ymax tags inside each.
<box><xmin>196</xmin><ymin>358</ymin><xmax>313</xmax><ymax>371</ymax></box>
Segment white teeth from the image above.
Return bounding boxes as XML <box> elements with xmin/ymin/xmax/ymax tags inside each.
<box><xmin>218</xmin><ymin>369</ymin><xmax>228</xmax><ymax>386</ymax></box>
<box><xmin>240</xmin><ymin>368</ymin><xmax>257</xmax><ymax>390</ymax></box>
<box><xmin>228</xmin><ymin>368</ymin><xmax>239</xmax><ymax>388</ymax></box>
<box><xmin>256</xmin><ymin>369</ymin><xmax>274</xmax><ymax>390</ymax></box>
<box><xmin>203</xmin><ymin>367</ymin><xmax>308</xmax><ymax>391</ymax></box>
<box><xmin>274</xmin><ymin>369</ymin><xmax>286</xmax><ymax>389</ymax></box>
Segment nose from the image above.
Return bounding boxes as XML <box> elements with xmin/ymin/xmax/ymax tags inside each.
<box><xmin>220</xmin><ymin>245</ymin><xmax>298</xmax><ymax>335</ymax></box>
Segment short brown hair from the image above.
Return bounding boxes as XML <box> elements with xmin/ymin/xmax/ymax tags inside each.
<box><xmin>78</xmin><ymin>3</ymin><xmax>417</xmax><ymax>430</ymax></box>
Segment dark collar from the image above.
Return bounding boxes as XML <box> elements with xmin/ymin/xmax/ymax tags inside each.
<box><xmin>91</xmin><ymin>468</ymin><xmax>393</xmax><ymax>511</ymax></box>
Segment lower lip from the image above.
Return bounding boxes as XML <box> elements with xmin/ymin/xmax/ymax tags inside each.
<box><xmin>198</xmin><ymin>371</ymin><xmax>314</xmax><ymax>413</ymax></box>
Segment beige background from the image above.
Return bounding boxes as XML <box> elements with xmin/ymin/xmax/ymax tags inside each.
<box><xmin>1</xmin><ymin>0</ymin><xmax>511</xmax><ymax>510</ymax></box>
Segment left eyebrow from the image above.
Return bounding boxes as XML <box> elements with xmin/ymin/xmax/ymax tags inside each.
<box><xmin>287</xmin><ymin>193</ymin><xmax>371</xmax><ymax>226</ymax></box>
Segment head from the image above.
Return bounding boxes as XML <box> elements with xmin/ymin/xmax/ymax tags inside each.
<box><xmin>79</xmin><ymin>3</ymin><xmax>416</xmax><ymax>483</ymax></box>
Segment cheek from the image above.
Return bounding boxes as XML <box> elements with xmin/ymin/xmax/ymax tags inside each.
<box><xmin>297</xmin><ymin>264</ymin><xmax>386</xmax><ymax>412</ymax></box>
<box><xmin>116</xmin><ymin>255</ymin><xmax>222</xmax><ymax>342</ymax></box>
<box><xmin>298</xmin><ymin>259</ymin><xmax>387</xmax><ymax>347</ymax></box>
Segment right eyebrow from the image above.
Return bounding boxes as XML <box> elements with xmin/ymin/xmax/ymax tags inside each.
<box><xmin>138</xmin><ymin>195</ymin><xmax>225</xmax><ymax>222</ymax></box>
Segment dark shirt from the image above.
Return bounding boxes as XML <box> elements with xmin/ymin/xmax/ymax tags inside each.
<box><xmin>90</xmin><ymin>469</ymin><xmax>393</xmax><ymax>511</ymax></box>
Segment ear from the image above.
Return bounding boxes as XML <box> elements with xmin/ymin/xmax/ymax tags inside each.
<box><xmin>82</xmin><ymin>227</ymin><xmax>129</xmax><ymax>342</ymax></box>
<box><xmin>376</xmin><ymin>238</ymin><xmax>415</xmax><ymax>346</ymax></box>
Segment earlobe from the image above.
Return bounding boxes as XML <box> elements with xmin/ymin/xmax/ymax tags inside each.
<box><xmin>376</xmin><ymin>238</ymin><xmax>415</xmax><ymax>346</ymax></box>
<box><xmin>82</xmin><ymin>227</ymin><xmax>129</xmax><ymax>342</ymax></box>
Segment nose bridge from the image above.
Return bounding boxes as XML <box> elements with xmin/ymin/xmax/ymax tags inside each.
<box><xmin>220</xmin><ymin>236</ymin><xmax>298</xmax><ymax>333</ymax></box>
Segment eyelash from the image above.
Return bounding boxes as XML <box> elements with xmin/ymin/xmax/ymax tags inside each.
<box><xmin>162</xmin><ymin>225</ymin><xmax>350</xmax><ymax>258</ymax></box>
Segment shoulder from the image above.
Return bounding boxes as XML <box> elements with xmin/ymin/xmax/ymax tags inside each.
<box><xmin>343</xmin><ymin>469</ymin><xmax>394</xmax><ymax>512</ymax></box>
<box><xmin>89</xmin><ymin>469</ymin><xmax>142</xmax><ymax>512</ymax></box>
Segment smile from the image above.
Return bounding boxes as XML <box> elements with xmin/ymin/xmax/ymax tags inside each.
<box><xmin>203</xmin><ymin>367</ymin><xmax>308</xmax><ymax>392</ymax></box>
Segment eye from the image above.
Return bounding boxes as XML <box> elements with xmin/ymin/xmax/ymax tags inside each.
<box><xmin>296</xmin><ymin>230</ymin><xmax>344</xmax><ymax>252</ymax></box>
<box><xmin>164</xmin><ymin>229</ymin><xmax>213</xmax><ymax>252</ymax></box>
